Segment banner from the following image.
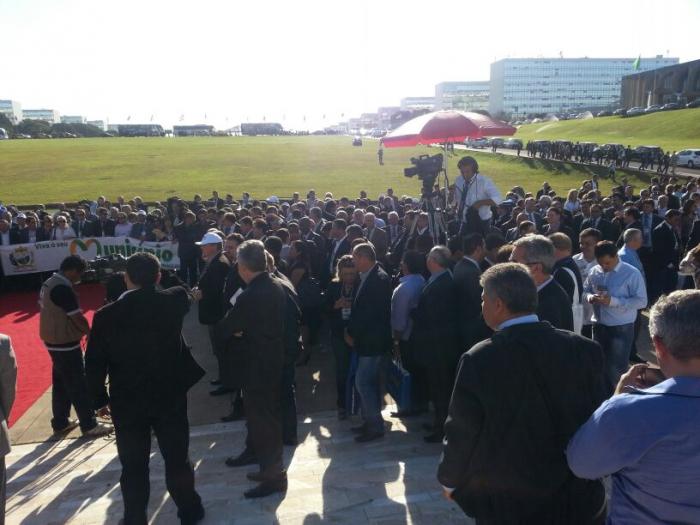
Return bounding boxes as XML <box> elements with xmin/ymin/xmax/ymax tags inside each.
<box><xmin>0</xmin><ymin>237</ymin><xmax>180</xmax><ymax>276</ymax></box>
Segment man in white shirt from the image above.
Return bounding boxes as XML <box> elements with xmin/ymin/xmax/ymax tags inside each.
<box><xmin>573</xmin><ymin>228</ymin><xmax>602</xmax><ymax>338</ymax></box>
<box><xmin>453</xmin><ymin>156</ymin><xmax>501</xmax><ymax>236</ymax></box>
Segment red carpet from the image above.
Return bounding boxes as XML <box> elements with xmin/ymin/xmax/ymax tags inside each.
<box><xmin>0</xmin><ymin>283</ymin><xmax>105</xmax><ymax>427</ymax></box>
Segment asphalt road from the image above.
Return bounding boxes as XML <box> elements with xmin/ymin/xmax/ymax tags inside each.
<box><xmin>458</xmin><ymin>145</ymin><xmax>700</xmax><ymax>180</ymax></box>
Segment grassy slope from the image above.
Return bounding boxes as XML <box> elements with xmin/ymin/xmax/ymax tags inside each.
<box><xmin>1</xmin><ymin>135</ymin><xmax>636</xmax><ymax>204</ymax></box>
<box><xmin>514</xmin><ymin>108</ymin><xmax>700</xmax><ymax>152</ymax></box>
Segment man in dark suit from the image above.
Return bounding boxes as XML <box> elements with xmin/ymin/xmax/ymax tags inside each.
<box><xmin>216</xmin><ymin>240</ymin><xmax>288</xmax><ymax>498</ymax></box>
<box><xmin>85</xmin><ymin>253</ymin><xmax>205</xmax><ymax>525</ymax></box>
<box><xmin>90</xmin><ymin>207</ymin><xmax>116</xmax><ymax>237</ymax></box>
<box><xmin>364</xmin><ymin>212</ymin><xmax>388</xmax><ymax>262</ymax></box>
<box><xmin>193</xmin><ymin>232</ymin><xmax>231</xmax><ymax>396</ymax></box>
<box><xmin>453</xmin><ymin>234</ymin><xmax>487</xmax><ymax>352</ymax></box>
<box><xmin>687</xmin><ymin>218</ymin><xmax>700</xmax><ymax>252</ymax></box>
<box><xmin>174</xmin><ymin>212</ymin><xmax>201</xmax><ymax>287</ymax></box>
<box><xmin>71</xmin><ymin>207</ymin><xmax>92</xmax><ymax>239</ymax></box>
<box><xmin>410</xmin><ymin>246</ymin><xmax>459</xmax><ymax>442</ymax></box>
<box><xmin>346</xmin><ymin>243</ymin><xmax>392</xmax><ymax>443</ymax></box>
<box><xmin>437</xmin><ymin>263</ymin><xmax>606</xmax><ymax>523</ymax></box>
<box><xmin>579</xmin><ymin>204</ymin><xmax>618</xmax><ymax>242</ymax></box>
<box><xmin>324</xmin><ymin>219</ymin><xmax>351</xmax><ymax>284</ymax></box>
<box><xmin>385</xmin><ymin>211</ymin><xmax>404</xmax><ymax>248</ymax></box>
<box><xmin>652</xmin><ymin>210</ymin><xmax>682</xmax><ymax>299</ymax></box>
<box><xmin>512</xmin><ymin>235</ymin><xmax>574</xmax><ymax>331</ymax></box>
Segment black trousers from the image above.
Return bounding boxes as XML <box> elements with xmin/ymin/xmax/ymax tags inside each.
<box><xmin>48</xmin><ymin>349</ymin><xmax>97</xmax><ymax>432</ymax></box>
<box><xmin>0</xmin><ymin>456</ymin><xmax>5</xmax><ymax>525</ymax></box>
<box><xmin>244</xmin><ymin>385</ymin><xmax>284</xmax><ymax>476</ymax></box>
<box><xmin>114</xmin><ymin>398</ymin><xmax>201</xmax><ymax>525</ymax></box>
<box><xmin>178</xmin><ymin>255</ymin><xmax>199</xmax><ymax>288</ymax></box>
<box><xmin>426</xmin><ymin>358</ymin><xmax>452</xmax><ymax>433</ymax></box>
<box><xmin>399</xmin><ymin>339</ymin><xmax>428</xmax><ymax>411</ymax></box>
<box><xmin>281</xmin><ymin>362</ymin><xmax>297</xmax><ymax>443</ymax></box>
<box><xmin>330</xmin><ymin>334</ymin><xmax>351</xmax><ymax>410</ymax></box>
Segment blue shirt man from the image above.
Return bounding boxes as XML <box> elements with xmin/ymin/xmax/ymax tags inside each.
<box><xmin>391</xmin><ymin>273</ymin><xmax>425</xmax><ymax>341</ymax></box>
<box><xmin>567</xmin><ymin>289</ymin><xmax>700</xmax><ymax>524</ymax></box>
<box><xmin>618</xmin><ymin>228</ymin><xmax>645</xmax><ymax>280</ymax></box>
<box><xmin>584</xmin><ymin>260</ymin><xmax>647</xmax><ymax>327</ymax></box>
<box><xmin>567</xmin><ymin>377</ymin><xmax>700</xmax><ymax>524</ymax></box>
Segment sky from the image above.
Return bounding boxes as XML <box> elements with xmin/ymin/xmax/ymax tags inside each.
<box><xmin>1</xmin><ymin>0</ymin><xmax>699</xmax><ymax>130</ymax></box>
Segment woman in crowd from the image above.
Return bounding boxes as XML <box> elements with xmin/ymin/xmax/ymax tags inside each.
<box><xmin>114</xmin><ymin>212</ymin><xmax>132</xmax><ymax>237</ymax></box>
<box><xmin>52</xmin><ymin>215</ymin><xmax>76</xmax><ymax>240</ymax></box>
<box><xmin>680</xmin><ymin>200</ymin><xmax>697</xmax><ymax>248</ymax></box>
<box><xmin>325</xmin><ymin>255</ymin><xmax>356</xmax><ymax>419</ymax></box>
<box><xmin>287</xmin><ymin>239</ymin><xmax>320</xmax><ymax>365</ymax></box>
<box><xmin>39</xmin><ymin>215</ymin><xmax>54</xmax><ymax>241</ymax></box>
<box><xmin>563</xmin><ymin>189</ymin><xmax>581</xmax><ymax>214</ymax></box>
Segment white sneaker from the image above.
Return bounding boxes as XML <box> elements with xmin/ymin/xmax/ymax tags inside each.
<box><xmin>82</xmin><ymin>422</ymin><xmax>114</xmax><ymax>438</ymax></box>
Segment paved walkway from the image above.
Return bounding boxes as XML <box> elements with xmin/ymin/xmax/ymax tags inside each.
<box><xmin>6</xmin><ymin>408</ymin><xmax>472</xmax><ymax>525</ymax></box>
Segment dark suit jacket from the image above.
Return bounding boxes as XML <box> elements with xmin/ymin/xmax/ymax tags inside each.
<box><xmin>553</xmin><ymin>257</ymin><xmax>583</xmax><ymax>303</ymax></box>
<box><xmin>438</xmin><ymin>322</ymin><xmax>606</xmax><ymax>521</ymax></box>
<box><xmin>174</xmin><ymin>223</ymin><xmax>201</xmax><ymax>259</ymax></box>
<box><xmin>197</xmin><ymin>252</ymin><xmax>230</xmax><ymax>325</ymax></box>
<box><xmin>91</xmin><ymin>219</ymin><xmax>116</xmax><ymax>237</ymax></box>
<box><xmin>85</xmin><ymin>286</ymin><xmax>202</xmax><ymax>422</ymax></box>
<box><xmin>410</xmin><ymin>271</ymin><xmax>459</xmax><ymax>366</ymax></box>
<box><xmin>652</xmin><ymin>221</ymin><xmax>680</xmax><ymax>270</ymax></box>
<box><xmin>71</xmin><ymin>220</ymin><xmax>93</xmax><ymax>239</ymax></box>
<box><xmin>537</xmin><ymin>279</ymin><xmax>574</xmax><ymax>331</ymax></box>
<box><xmin>365</xmin><ymin>227</ymin><xmax>388</xmax><ymax>261</ymax></box>
<box><xmin>687</xmin><ymin>219</ymin><xmax>700</xmax><ymax>252</ymax></box>
<box><xmin>453</xmin><ymin>258</ymin><xmax>486</xmax><ymax>351</ymax></box>
<box><xmin>215</xmin><ymin>272</ymin><xmax>287</xmax><ymax>392</ymax></box>
<box><xmin>579</xmin><ymin>217</ymin><xmax>618</xmax><ymax>242</ymax></box>
<box><xmin>347</xmin><ymin>264</ymin><xmax>392</xmax><ymax>357</ymax></box>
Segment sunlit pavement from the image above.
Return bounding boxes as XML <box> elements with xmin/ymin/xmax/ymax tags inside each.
<box><xmin>5</xmin><ymin>407</ymin><xmax>472</xmax><ymax>525</ymax></box>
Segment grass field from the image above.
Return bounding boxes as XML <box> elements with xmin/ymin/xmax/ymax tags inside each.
<box><xmin>0</xmin><ymin>135</ymin><xmax>641</xmax><ymax>205</ymax></box>
<box><xmin>514</xmin><ymin>108</ymin><xmax>700</xmax><ymax>152</ymax></box>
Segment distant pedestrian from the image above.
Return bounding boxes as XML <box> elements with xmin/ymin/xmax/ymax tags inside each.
<box><xmin>377</xmin><ymin>147</ymin><xmax>384</xmax><ymax>166</ymax></box>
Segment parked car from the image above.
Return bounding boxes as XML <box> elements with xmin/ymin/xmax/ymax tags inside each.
<box><xmin>600</xmin><ymin>143</ymin><xmax>625</xmax><ymax>156</ymax></box>
<box><xmin>596</xmin><ymin>110</ymin><xmax>612</xmax><ymax>117</ymax></box>
<box><xmin>661</xmin><ymin>103</ymin><xmax>680</xmax><ymax>111</ymax></box>
<box><xmin>352</xmin><ymin>136</ymin><xmax>362</xmax><ymax>146</ymax></box>
<box><xmin>686</xmin><ymin>99</ymin><xmax>700</xmax><ymax>109</ymax></box>
<box><xmin>489</xmin><ymin>138</ymin><xmax>506</xmax><ymax>147</ymax></box>
<box><xmin>676</xmin><ymin>149</ymin><xmax>700</xmax><ymax>169</ymax></box>
<box><xmin>504</xmin><ymin>138</ymin><xmax>523</xmax><ymax>149</ymax></box>
<box><xmin>466</xmin><ymin>137</ymin><xmax>489</xmax><ymax>148</ymax></box>
<box><xmin>632</xmin><ymin>145</ymin><xmax>663</xmax><ymax>161</ymax></box>
<box><xmin>613</xmin><ymin>108</ymin><xmax>627</xmax><ymax>116</ymax></box>
<box><xmin>644</xmin><ymin>105</ymin><xmax>662</xmax><ymax>114</ymax></box>
<box><xmin>0</xmin><ymin>127</ymin><xmax>8</xmax><ymax>140</ymax></box>
<box><xmin>13</xmin><ymin>133</ymin><xmax>32</xmax><ymax>139</ymax></box>
<box><xmin>626</xmin><ymin>107</ymin><xmax>646</xmax><ymax>117</ymax></box>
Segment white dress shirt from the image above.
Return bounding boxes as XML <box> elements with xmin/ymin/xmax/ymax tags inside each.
<box><xmin>454</xmin><ymin>173</ymin><xmax>501</xmax><ymax>221</ymax></box>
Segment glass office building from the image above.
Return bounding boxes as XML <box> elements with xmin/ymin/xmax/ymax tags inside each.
<box><xmin>489</xmin><ymin>56</ymin><xmax>678</xmax><ymax>118</ymax></box>
<box><xmin>435</xmin><ymin>81</ymin><xmax>490</xmax><ymax>111</ymax></box>
<box><xmin>0</xmin><ymin>100</ymin><xmax>23</xmax><ymax>124</ymax></box>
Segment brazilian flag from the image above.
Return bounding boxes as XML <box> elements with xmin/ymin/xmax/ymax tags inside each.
<box><xmin>632</xmin><ymin>55</ymin><xmax>641</xmax><ymax>71</ymax></box>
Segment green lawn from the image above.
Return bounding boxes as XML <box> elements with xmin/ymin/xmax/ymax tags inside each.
<box><xmin>514</xmin><ymin>108</ymin><xmax>700</xmax><ymax>152</ymax></box>
<box><xmin>0</xmin><ymin>135</ymin><xmax>642</xmax><ymax>205</ymax></box>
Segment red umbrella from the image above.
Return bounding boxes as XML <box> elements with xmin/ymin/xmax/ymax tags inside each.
<box><xmin>381</xmin><ymin>110</ymin><xmax>516</xmax><ymax>148</ymax></box>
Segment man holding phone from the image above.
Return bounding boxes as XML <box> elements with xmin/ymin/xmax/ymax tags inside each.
<box><xmin>567</xmin><ymin>290</ymin><xmax>700</xmax><ymax>524</ymax></box>
<box><xmin>583</xmin><ymin>241</ymin><xmax>647</xmax><ymax>391</ymax></box>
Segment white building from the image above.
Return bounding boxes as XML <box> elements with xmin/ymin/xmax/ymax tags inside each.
<box><xmin>23</xmin><ymin>109</ymin><xmax>61</xmax><ymax>124</ymax></box>
<box><xmin>435</xmin><ymin>81</ymin><xmax>490</xmax><ymax>111</ymax></box>
<box><xmin>400</xmin><ymin>97</ymin><xmax>435</xmax><ymax>110</ymax></box>
<box><xmin>0</xmin><ymin>100</ymin><xmax>23</xmax><ymax>124</ymax></box>
<box><xmin>61</xmin><ymin>115</ymin><xmax>87</xmax><ymax>124</ymax></box>
<box><xmin>87</xmin><ymin>120</ymin><xmax>106</xmax><ymax>131</ymax></box>
<box><xmin>489</xmin><ymin>56</ymin><xmax>679</xmax><ymax>118</ymax></box>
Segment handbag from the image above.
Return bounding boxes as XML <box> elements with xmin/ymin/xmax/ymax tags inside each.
<box><xmin>384</xmin><ymin>356</ymin><xmax>412</xmax><ymax>413</ymax></box>
<box><xmin>563</xmin><ymin>267</ymin><xmax>584</xmax><ymax>334</ymax></box>
<box><xmin>345</xmin><ymin>352</ymin><xmax>361</xmax><ymax>415</ymax></box>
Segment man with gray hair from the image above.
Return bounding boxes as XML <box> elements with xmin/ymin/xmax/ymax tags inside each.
<box><xmin>216</xmin><ymin>240</ymin><xmax>289</xmax><ymax>498</ymax></box>
<box><xmin>410</xmin><ymin>245</ymin><xmax>458</xmax><ymax>442</ymax></box>
<box><xmin>618</xmin><ymin>228</ymin><xmax>647</xmax><ymax>364</ymax></box>
<box><xmin>568</xmin><ymin>290</ymin><xmax>700</xmax><ymax>523</ymax></box>
<box><xmin>511</xmin><ymin>235</ymin><xmax>574</xmax><ymax>331</ymax></box>
<box><xmin>439</xmin><ymin>263</ymin><xmax>606</xmax><ymax>523</ymax></box>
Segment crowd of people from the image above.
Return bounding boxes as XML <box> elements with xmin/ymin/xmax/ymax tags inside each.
<box><xmin>1</xmin><ymin>156</ymin><xmax>700</xmax><ymax>524</ymax></box>
<box><xmin>525</xmin><ymin>140</ymin><xmax>677</xmax><ymax>176</ymax></box>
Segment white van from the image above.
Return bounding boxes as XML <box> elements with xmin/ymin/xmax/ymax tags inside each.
<box><xmin>0</xmin><ymin>128</ymin><xmax>9</xmax><ymax>140</ymax></box>
<box><xmin>676</xmin><ymin>149</ymin><xmax>700</xmax><ymax>169</ymax></box>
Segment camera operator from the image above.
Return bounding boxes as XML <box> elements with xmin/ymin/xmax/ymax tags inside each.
<box><xmin>454</xmin><ymin>156</ymin><xmax>501</xmax><ymax>237</ymax></box>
